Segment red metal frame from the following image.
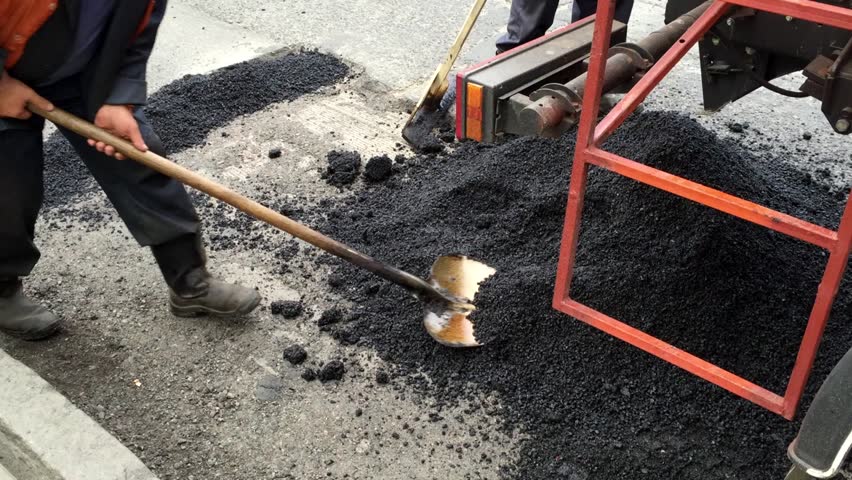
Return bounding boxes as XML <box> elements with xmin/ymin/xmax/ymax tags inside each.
<box><xmin>554</xmin><ymin>0</ymin><xmax>852</xmax><ymax>420</ymax></box>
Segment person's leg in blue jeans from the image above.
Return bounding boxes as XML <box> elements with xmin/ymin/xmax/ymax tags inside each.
<box><xmin>496</xmin><ymin>0</ymin><xmax>561</xmax><ymax>53</ymax></box>
<box><xmin>497</xmin><ymin>0</ymin><xmax>634</xmax><ymax>54</ymax></box>
<box><xmin>572</xmin><ymin>0</ymin><xmax>635</xmax><ymax>24</ymax></box>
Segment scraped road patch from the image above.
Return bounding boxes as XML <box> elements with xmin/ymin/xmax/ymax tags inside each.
<box><xmin>42</xmin><ymin>51</ymin><xmax>349</xmax><ymax>208</ymax></box>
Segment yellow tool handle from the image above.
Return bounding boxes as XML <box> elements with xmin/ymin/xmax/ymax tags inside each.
<box><xmin>428</xmin><ymin>0</ymin><xmax>488</xmax><ymax>97</ymax></box>
<box><xmin>406</xmin><ymin>0</ymin><xmax>487</xmax><ymax>122</ymax></box>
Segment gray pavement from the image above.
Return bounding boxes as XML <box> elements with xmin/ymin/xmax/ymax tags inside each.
<box><xmin>179</xmin><ymin>0</ymin><xmax>575</xmax><ymax>95</ymax></box>
<box><xmin>148</xmin><ymin>3</ymin><xmax>279</xmax><ymax>92</ymax></box>
<box><xmin>179</xmin><ymin>0</ymin><xmax>847</xmax><ymax>179</ymax></box>
<box><xmin>1</xmin><ymin>1</ymin><xmax>848</xmax><ymax>478</ymax></box>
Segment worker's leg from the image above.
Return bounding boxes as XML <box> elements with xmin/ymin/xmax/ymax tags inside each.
<box><xmin>55</xmin><ymin>98</ymin><xmax>260</xmax><ymax>316</ymax></box>
<box><xmin>57</xmin><ymin>108</ymin><xmax>205</xmax><ymax>281</ymax></box>
<box><xmin>0</xmin><ymin>119</ymin><xmax>45</xmax><ymax>280</ymax></box>
<box><xmin>572</xmin><ymin>0</ymin><xmax>635</xmax><ymax>24</ymax></box>
<box><xmin>0</xmin><ymin>117</ymin><xmax>63</xmax><ymax>340</ymax></box>
<box><xmin>496</xmin><ymin>0</ymin><xmax>561</xmax><ymax>53</ymax></box>
<box><xmin>615</xmin><ymin>0</ymin><xmax>635</xmax><ymax>23</ymax></box>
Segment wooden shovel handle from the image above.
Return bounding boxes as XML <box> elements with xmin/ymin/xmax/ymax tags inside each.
<box><xmin>28</xmin><ymin>104</ymin><xmax>441</xmax><ymax>299</ymax></box>
<box><xmin>429</xmin><ymin>0</ymin><xmax>487</xmax><ymax>97</ymax></box>
<box><xmin>404</xmin><ymin>0</ymin><xmax>487</xmax><ymax>129</ymax></box>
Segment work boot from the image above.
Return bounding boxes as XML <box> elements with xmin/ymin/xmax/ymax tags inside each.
<box><xmin>0</xmin><ymin>280</ymin><xmax>62</xmax><ymax>341</ymax></box>
<box><xmin>169</xmin><ymin>267</ymin><xmax>261</xmax><ymax>318</ymax></box>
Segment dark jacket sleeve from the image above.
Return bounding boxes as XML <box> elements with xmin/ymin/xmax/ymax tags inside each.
<box><xmin>105</xmin><ymin>0</ymin><xmax>167</xmax><ymax>105</ymax></box>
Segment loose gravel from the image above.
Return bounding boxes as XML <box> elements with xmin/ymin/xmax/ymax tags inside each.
<box><xmin>316</xmin><ymin>111</ymin><xmax>851</xmax><ymax>479</ymax></box>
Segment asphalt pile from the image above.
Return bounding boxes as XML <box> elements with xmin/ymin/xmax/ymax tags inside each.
<box><xmin>316</xmin><ymin>111</ymin><xmax>852</xmax><ymax>479</ymax></box>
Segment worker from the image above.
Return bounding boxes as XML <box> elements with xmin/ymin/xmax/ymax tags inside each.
<box><xmin>497</xmin><ymin>0</ymin><xmax>635</xmax><ymax>53</ymax></box>
<box><xmin>0</xmin><ymin>0</ymin><xmax>261</xmax><ymax>341</ymax></box>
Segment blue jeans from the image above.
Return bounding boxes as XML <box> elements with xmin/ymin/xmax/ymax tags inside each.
<box><xmin>496</xmin><ymin>0</ymin><xmax>634</xmax><ymax>53</ymax></box>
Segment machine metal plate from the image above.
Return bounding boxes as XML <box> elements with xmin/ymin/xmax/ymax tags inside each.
<box><xmin>458</xmin><ymin>17</ymin><xmax>627</xmax><ymax>142</ymax></box>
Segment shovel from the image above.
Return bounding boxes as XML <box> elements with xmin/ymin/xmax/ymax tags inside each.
<box><xmin>28</xmin><ymin>104</ymin><xmax>495</xmax><ymax>347</ymax></box>
<box><xmin>401</xmin><ymin>0</ymin><xmax>487</xmax><ymax>150</ymax></box>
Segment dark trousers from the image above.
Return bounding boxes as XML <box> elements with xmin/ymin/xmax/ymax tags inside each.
<box><xmin>0</xmin><ymin>76</ymin><xmax>204</xmax><ymax>290</ymax></box>
<box><xmin>496</xmin><ymin>0</ymin><xmax>634</xmax><ymax>52</ymax></box>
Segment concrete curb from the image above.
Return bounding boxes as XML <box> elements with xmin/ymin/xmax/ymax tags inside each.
<box><xmin>0</xmin><ymin>350</ymin><xmax>158</xmax><ymax>480</ymax></box>
<box><xmin>0</xmin><ymin>464</ymin><xmax>16</xmax><ymax>480</ymax></box>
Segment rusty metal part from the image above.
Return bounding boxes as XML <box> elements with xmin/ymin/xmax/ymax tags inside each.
<box><xmin>520</xmin><ymin>84</ymin><xmax>582</xmax><ymax>136</ymax></box>
<box><xmin>823</xmin><ymin>37</ymin><xmax>852</xmax><ymax>134</ymax></box>
<box><xmin>425</xmin><ymin>256</ymin><xmax>497</xmax><ymax>347</ymax></box>
<box><xmin>520</xmin><ymin>1</ymin><xmax>713</xmax><ymax>136</ymax></box>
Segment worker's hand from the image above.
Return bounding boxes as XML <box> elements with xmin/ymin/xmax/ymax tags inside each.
<box><xmin>88</xmin><ymin>105</ymin><xmax>148</xmax><ymax>160</ymax></box>
<box><xmin>0</xmin><ymin>70</ymin><xmax>54</xmax><ymax>119</ymax></box>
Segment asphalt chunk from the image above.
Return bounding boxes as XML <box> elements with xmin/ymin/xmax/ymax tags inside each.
<box><xmin>282</xmin><ymin>344</ymin><xmax>308</xmax><ymax>365</ymax></box>
<box><xmin>364</xmin><ymin>155</ymin><xmax>393</xmax><ymax>182</ymax></box>
<box><xmin>271</xmin><ymin>300</ymin><xmax>303</xmax><ymax>318</ymax></box>
<box><xmin>318</xmin><ymin>307</ymin><xmax>345</xmax><ymax>327</ymax></box>
<box><xmin>324</xmin><ymin>150</ymin><xmax>361</xmax><ymax>187</ymax></box>
<box><xmin>301</xmin><ymin>368</ymin><xmax>317</xmax><ymax>382</ymax></box>
<box><xmin>318</xmin><ymin>360</ymin><xmax>345</xmax><ymax>382</ymax></box>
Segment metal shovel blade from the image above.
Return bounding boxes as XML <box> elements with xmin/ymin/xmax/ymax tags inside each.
<box><xmin>401</xmin><ymin>99</ymin><xmax>445</xmax><ymax>151</ymax></box>
<box><xmin>423</xmin><ymin>255</ymin><xmax>496</xmax><ymax>347</ymax></box>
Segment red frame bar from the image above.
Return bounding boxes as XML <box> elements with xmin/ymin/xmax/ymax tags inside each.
<box><xmin>561</xmin><ymin>299</ymin><xmax>785</xmax><ymax>412</ymax></box>
<box><xmin>554</xmin><ymin>0</ymin><xmax>852</xmax><ymax>420</ymax></box>
<box><xmin>585</xmin><ymin>148</ymin><xmax>838</xmax><ymax>250</ymax></box>
<box><xmin>782</xmin><ymin>196</ymin><xmax>852</xmax><ymax>418</ymax></box>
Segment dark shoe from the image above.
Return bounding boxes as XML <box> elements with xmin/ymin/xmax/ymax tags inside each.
<box><xmin>169</xmin><ymin>270</ymin><xmax>261</xmax><ymax>318</ymax></box>
<box><xmin>0</xmin><ymin>281</ymin><xmax>62</xmax><ymax>340</ymax></box>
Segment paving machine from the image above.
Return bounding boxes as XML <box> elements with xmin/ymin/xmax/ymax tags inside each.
<box><xmin>454</xmin><ymin>1</ymin><xmax>852</xmax><ymax>478</ymax></box>
<box><xmin>456</xmin><ymin>1</ymin><xmax>852</xmax><ymax>142</ymax></box>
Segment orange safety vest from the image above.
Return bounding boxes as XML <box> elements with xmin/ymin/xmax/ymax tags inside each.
<box><xmin>0</xmin><ymin>0</ymin><xmax>155</xmax><ymax>70</ymax></box>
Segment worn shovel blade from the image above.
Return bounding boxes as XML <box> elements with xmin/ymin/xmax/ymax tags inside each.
<box><xmin>401</xmin><ymin>104</ymin><xmax>445</xmax><ymax>151</ymax></box>
<box><xmin>423</xmin><ymin>255</ymin><xmax>496</xmax><ymax>347</ymax></box>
